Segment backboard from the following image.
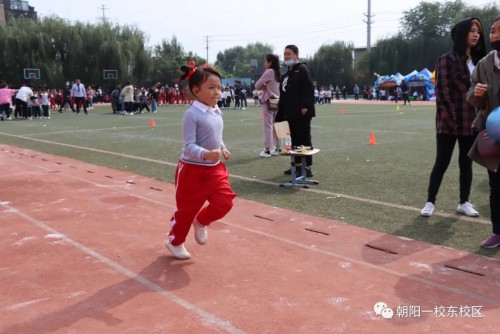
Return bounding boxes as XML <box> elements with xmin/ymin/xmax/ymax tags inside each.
<box><xmin>103</xmin><ymin>70</ymin><xmax>118</xmax><ymax>80</ymax></box>
<box><xmin>23</xmin><ymin>68</ymin><xmax>40</xmax><ymax>80</ymax></box>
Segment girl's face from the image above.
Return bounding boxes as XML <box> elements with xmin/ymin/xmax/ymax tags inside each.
<box><xmin>490</xmin><ymin>20</ymin><xmax>500</xmax><ymax>43</ymax></box>
<box><xmin>192</xmin><ymin>74</ymin><xmax>222</xmax><ymax>107</ymax></box>
<box><xmin>283</xmin><ymin>48</ymin><xmax>298</xmax><ymax>62</ymax></box>
<box><xmin>264</xmin><ymin>58</ymin><xmax>271</xmax><ymax>69</ymax></box>
<box><xmin>467</xmin><ymin>22</ymin><xmax>481</xmax><ymax>48</ymax></box>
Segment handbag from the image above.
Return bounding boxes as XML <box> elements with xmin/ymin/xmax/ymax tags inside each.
<box><xmin>477</xmin><ymin>130</ymin><xmax>500</xmax><ymax>157</ymax></box>
<box><xmin>267</xmin><ymin>96</ymin><xmax>279</xmax><ymax>111</ymax></box>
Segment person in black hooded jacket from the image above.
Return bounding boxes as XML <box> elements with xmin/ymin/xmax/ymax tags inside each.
<box><xmin>420</xmin><ymin>17</ymin><xmax>486</xmax><ymax>218</ymax></box>
<box><xmin>276</xmin><ymin>44</ymin><xmax>316</xmax><ymax>177</ymax></box>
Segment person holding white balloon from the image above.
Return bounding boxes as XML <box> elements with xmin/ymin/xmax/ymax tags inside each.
<box><xmin>466</xmin><ymin>16</ymin><xmax>500</xmax><ymax>248</ymax></box>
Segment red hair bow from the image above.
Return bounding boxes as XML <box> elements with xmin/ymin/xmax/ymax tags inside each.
<box><xmin>185</xmin><ymin>61</ymin><xmax>197</xmax><ymax>80</ymax></box>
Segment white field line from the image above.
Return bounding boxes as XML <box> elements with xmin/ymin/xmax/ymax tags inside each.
<box><xmin>0</xmin><ymin>201</ymin><xmax>246</xmax><ymax>334</ymax></box>
<box><xmin>1</xmin><ymin>169</ymin><xmax>499</xmax><ymax>309</ymax></box>
<box><xmin>0</xmin><ymin>133</ymin><xmax>490</xmax><ymax>226</ymax></box>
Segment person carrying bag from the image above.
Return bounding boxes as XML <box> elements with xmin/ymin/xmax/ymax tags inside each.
<box><xmin>255</xmin><ymin>54</ymin><xmax>281</xmax><ymax>157</ymax></box>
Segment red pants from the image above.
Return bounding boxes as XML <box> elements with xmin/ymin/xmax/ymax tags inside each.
<box><xmin>168</xmin><ymin>161</ymin><xmax>235</xmax><ymax>245</ymax></box>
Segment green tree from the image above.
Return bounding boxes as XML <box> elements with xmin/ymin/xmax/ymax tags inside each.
<box><xmin>400</xmin><ymin>0</ymin><xmax>466</xmax><ymax>39</ymax></box>
<box><xmin>215</xmin><ymin>42</ymin><xmax>273</xmax><ymax>77</ymax></box>
<box><xmin>308</xmin><ymin>42</ymin><xmax>354</xmax><ymax>87</ymax></box>
<box><xmin>359</xmin><ymin>1</ymin><xmax>500</xmax><ymax>87</ymax></box>
<box><xmin>151</xmin><ymin>36</ymin><xmax>206</xmax><ymax>87</ymax></box>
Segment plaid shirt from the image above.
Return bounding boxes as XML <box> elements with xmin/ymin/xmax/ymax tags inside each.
<box><xmin>435</xmin><ymin>51</ymin><xmax>476</xmax><ymax>136</ymax></box>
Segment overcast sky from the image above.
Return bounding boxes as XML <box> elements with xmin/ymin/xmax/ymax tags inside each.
<box><xmin>29</xmin><ymin>0</ymin><xmax>495</xmax><ymax>62</ymax></box>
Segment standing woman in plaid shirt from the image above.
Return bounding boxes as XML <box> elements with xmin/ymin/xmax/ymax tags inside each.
<box><xmin>420</xmin><ymin>18</ymin><xmax>486</xmax><ymax>217</ymax></box>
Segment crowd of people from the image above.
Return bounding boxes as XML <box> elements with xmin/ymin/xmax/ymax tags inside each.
<box><xmin>0</xmin><ymin>81</ymin><xmax>196</xmax><ymax>120</ymax></box>
<box><xmin>0</xmin><ymin>81</ymin><xmax>110</xmax><ymax>120</ymax></box>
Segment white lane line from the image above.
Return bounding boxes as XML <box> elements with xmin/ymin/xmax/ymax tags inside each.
<box><xmin>4</xmin><ymin>298</ymin><xmax>49</xmax><ymax>311</ymax></box>
<box><xmin>0</xmin><ymin>202</ymin><xmax>245</xmax><ymax>334</ymax></box>
<box><xmin>0</xmin><ymin>140</ymin><xmax>491</xmax><ymax>227</ymax></box>
<box><xmin>220</xmin><ymin>219</ymin><xmax>500</xmax><ymax>308</ymax></box>
<box><xmin>3</xmin><ymin>153</ymin><xmax>500</xmax><ymax>309</ymax></box>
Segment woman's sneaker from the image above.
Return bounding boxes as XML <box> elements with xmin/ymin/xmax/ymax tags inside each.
<box><xmin>420</xmin><ymin>202</ymin><xmax>435</xmax><ymax>217</ymax></box>
<box><xmin>165</xmin><ymin>240</ymin><xmax>191</xmax><ymax>259</ymax></box>
<box><xmin>480</xmin><ymin>234</ymin><xmax>500</xmax><ymax>248</ymax></box>
<box><xmin>259</xmin><ymin>151</ymin><xmax>271</xmax><ymax>158</ymax></box>
<box><xmin>456</xmin><ymin>202</ymin><xmax>479</xmax><ymax>217</ymax></box>
<box><xmin>270</xmin><ymin>149</ymin><xmax>281</xmax><ymax>156</ymax></box>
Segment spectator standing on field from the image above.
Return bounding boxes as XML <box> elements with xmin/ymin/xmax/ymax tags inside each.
<box><xmin>15</xmin><ymin>83</ymin><xmax>33</xmax><ymax>119</ymax></box>
<box><xmin>59</xmin><ymin>82</ymin><xmax>74</xmax><ymax>113</ymax></box>
<box><xmin>420</xmin><ymin>17</ymin><xmax>486</xmax><ymax>217</ymax></box>
<box><xmin>276</xmin><ymin>44</ymin><xmax>316</xmax><ymax>177</ymax></box>
<box><xmin>0</xmin><ymin>82</ymin><xmax>17</xmax><ymax>121</ymax></box>
<box><xmin>465</xmin><ymin>16</ymin><xmax>500</xmax><ymax>248</ymax></box>
<box><xmin>255</xmin><ymin>53</ymin><xmax>281</xmax><ymax>158</ymax></box>
<box><xmin>40</xmin><ymin>88</ymin><xmax>50</xmax><ymax>118</ymax></box>
<box><xmin>121</xmin><ymin>81</ymin><xmax>135</xmax><ymax>115</ymax></box>
<box><xmin>401</xmin><ymin>80</ymin><xmax>411</xmax><ymax>105</ymax></box>
<box><xmin>71</xmin><ymin>79</ymin><xmax>88</xmax><ymax>115</ymax></box>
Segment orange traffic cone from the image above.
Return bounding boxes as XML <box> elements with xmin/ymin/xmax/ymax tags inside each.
<box><xmin>369</xmin><ymin>131</ymin><xmax>377</xmax><ymax>145</ymax></box>
<box><xmin>150</xmin><ymin>118</ymin><xmax>156</xmax><ymax>129</ymax></box>
<box><xmin>339</xmin><ymin>106</ymin><xmax>345</xmax><ymax>114</ymax></box>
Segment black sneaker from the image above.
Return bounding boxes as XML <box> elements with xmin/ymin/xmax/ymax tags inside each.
<box><xmin>305</xmin><ymin>168</ymin><xmax>313</xmax><ymax>177</ymax></box>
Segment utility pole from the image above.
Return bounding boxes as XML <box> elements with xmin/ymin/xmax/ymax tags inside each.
<box><xmin>362</xmin><ymin>0</ymin><xmax>375</xmax><ymax>50</ymax></box>
<box><xmin>205</xmin><ymin>36</ymin><xmax>210</xmax><ymax>64</ymax></box>
<box><xmin>98</xmin><ymin>5</ymin><xmax>108</xmax><ymax>23</ymax></box>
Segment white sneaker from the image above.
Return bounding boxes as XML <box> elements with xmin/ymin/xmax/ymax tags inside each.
<box><xmin>420</xmin><ymin>202</ymin><xmax>435</xmax><ymax>217</ymax></box>
<box><xmin>165</xmin><ymin>240</ymin><xmax>191</xmax><ymax>259</ymax></box>
<box><xmin>270</xmin><ymin>149</ymin><xmax>281</xmax><ymax>156</ymax></box>
<box><xmin>457</xmin><ymin>202</ymin><xmax>479</xmax><ymax>217</ymax></box>
<box><xmin>193</xmin><ymin>220</ymin><xmax>208</xmax><ymax>245</ymax></box>
<box><xmin>259</xmin><ymin>151</ymin><xmax>272</xmax><ymax>158</ymax></box>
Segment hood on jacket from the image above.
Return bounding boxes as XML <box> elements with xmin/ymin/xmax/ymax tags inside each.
<box><xmin>451</xmin><ymin>17</ymin><xmax>486</xmax><ymax>65</ymax></box>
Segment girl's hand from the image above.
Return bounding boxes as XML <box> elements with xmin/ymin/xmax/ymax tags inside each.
<box><xmin>221</xmin><ymin>147</ymin><xmax>231</xmax><ymax>161</ymax></box>
<box><xmin>203</xmin><ymin>149</ymin><xmax>222</xmax><ymax>162</ymax></box>
<box><xmin>474</xmin><ymin>83</ymin><xmax>488</xmax><ymax>96</ymax></box>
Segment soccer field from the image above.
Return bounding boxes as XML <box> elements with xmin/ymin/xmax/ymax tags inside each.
<box><xmin>0</xmin><ymin>101</ymin><xmax>495</xmax><ymax>258</ymax></box>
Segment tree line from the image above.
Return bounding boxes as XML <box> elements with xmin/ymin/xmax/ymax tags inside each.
<box><xmin>0</xmin><ymin>1</ymin><xmax>498</xmax><ymax>90</ymax></box>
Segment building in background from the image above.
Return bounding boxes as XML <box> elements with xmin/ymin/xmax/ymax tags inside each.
<box><xmin>0</xmin><ymin>0</ymin><xmax>37</xmax><ymax>25</ymax></box>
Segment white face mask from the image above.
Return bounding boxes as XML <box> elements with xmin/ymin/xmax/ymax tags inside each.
<box><xmin>283</xmin><ymin>59</ymin><xmax>296</xmax><ymax>66</ymax></box>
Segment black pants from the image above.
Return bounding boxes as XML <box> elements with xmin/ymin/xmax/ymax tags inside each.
<box><xmin>15</xmin><ymin>98</ymin><xmax>28</xmax><ymax>118</ymax></box>
<box><xmin>42</xmin><ymin>105</ymin><xmax>49</xmax><ymax>117</ymax></box>
<box><xmin>488</xmin><ymin>167</ymin><xmax>500</xmax><ymax>234</ymax></box>
<box><xmin>124</xmin><ymin>102</ymin><xmax>133</xmax><ymax>113</ymax></box>
<box><xmin>74</xmin><ymin>97</ymin><xmax>87</xmax><ymax>114</ymax></box>
<box><xmin>426</xmin><ymin>133</ymin><xmax>476</xmax><ymax>204</ymax></box>
<box><xmin>288</xmin><ymin>117</ymin><xmax>313</xmax><ymax>166</ymax></box>
<box><xmin>0</xmin><ymin>103</ymin><xmax>10</xmax><ymax>119</ymax></box>
<box><xmin>59</xmin><ymin>96</ymin><xmax>74</xmax><ymax>112</ymax></box>
<box><xmin>403</xmin><ymin>93</ymin><xmax>411</xmax><ymax>105</ymax></box>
